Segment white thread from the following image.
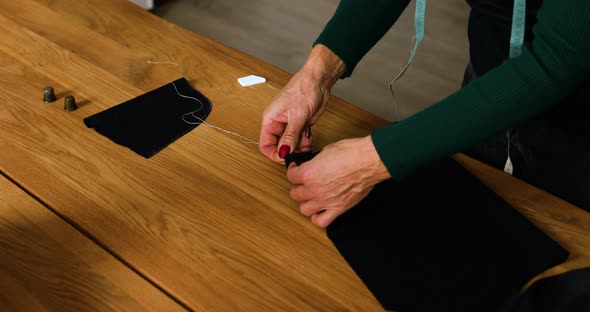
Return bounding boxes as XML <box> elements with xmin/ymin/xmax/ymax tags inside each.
<box><xmin>388</xmin><ymin>35</ymin><xmax>418</xmax><ymax>120</ymax></box>
<box><xmin>170</xmin><ymin>82</ymin><xmax>259</xmax><ymax>145</ymax></box>
<box><xmin>147</xmin><ymin>60</ymin><xmax>179</xmax><ymax>66</ymax></box>
<box><xmin>147</xmin><ymin>60</ymin><xmax>259</xmax><ymax>145</ymax></box>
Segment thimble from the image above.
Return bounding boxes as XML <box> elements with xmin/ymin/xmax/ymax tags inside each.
<box><xmin>43</xmin><ymin>86</ymin><xmax>57</xmax><ymax>103</ymax></box>
<box><xmin>63</xmin><ymin>95</ymin><xmax>78</xmax><ymax>112</ymax></box>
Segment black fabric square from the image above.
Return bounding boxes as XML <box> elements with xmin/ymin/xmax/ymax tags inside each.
<box><xmin>84</xmin><ymin>78</ymin><xmax>211</xmax><ymax>158</ymax></box>
<box><xmin>325</xmin><ymin>158</ymin><xmax>568</xmax><ymax>312</ymax></box>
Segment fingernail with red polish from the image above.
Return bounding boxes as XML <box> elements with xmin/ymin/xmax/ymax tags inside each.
<box><xmin>279</xmin><ymin>145</ymin><xmax>291</xmax><ymax>159</ymax></box>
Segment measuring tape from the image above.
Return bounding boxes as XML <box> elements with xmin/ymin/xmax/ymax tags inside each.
<box><xmin>387</xmin><ymin>0</ymin><xmax>426</xmax><ymax>118</ymax></box>
<box><xmin>409</xmin><ymin>0</ymin><xmax>526</xmax><ymax>61</ymax></box>
<box><xmin>390</xmin><ymin>0</ymin><xmax>526</xmax><ymax>119</ymax></box>
<box><xmin>510</xmin><ymin>0</ymin><xmax>527</xmax><ymax>58</ymax></box>
<box><xmin>410</xmin><ymin>0</ymin><xmax>426</xmax><ymax>64</ymax></box>
<box><xmin>396</xmin><ymin>0</ymin><xmax>527</xmax><ymax>174</ymax></box>
<box><xmin>505</xmin><ymin>0</ymin><xmax>526</xmax><ymax>174</ymax></box>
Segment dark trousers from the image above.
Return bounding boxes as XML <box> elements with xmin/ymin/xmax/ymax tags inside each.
<box><xmin>462</xmin><ymin>63</ymin><xmax>590</xmax><ymax>212</ymax></box>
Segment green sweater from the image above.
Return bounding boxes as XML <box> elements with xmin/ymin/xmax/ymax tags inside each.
<box><xmin>315</xmin><ymin>0</ymin><xmax>590</xmax><ymax>181</ymax></box>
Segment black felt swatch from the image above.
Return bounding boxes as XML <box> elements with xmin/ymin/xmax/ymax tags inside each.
<box><xmin>325</xmin><ymin>158</ymin><xmax>568</xmax><ymax>312</ymax></box>
<box><xmin>84</xmin><ymin>78</ymin><xmax>211</xmax><ymax>158</ymax></box>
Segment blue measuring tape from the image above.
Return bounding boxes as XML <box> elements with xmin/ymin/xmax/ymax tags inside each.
<box><xmin>409</xmin><ymin>0</ymin><xmax>526</xmax><ymax>64</ymax></box>
<box><xmin>387</xmin><ymin>0</ymin><xmax>426</xmax><ymax>117</ymax></box>
<box><xmin>510</xmin><ymin>0</ymin><xmax>527</xmax><ymax>58</ymax></box>
<box><xmin>409</xmin><ymin>0</ymin><xmax>426</xmax><ymax>64</ymax></box>
<box><xmin>390</xmin><ymin>0</ymin><xmax>526</xmax><ymax>119</ymax></box>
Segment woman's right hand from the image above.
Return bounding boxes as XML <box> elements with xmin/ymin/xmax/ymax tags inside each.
<box><xmin>259</xmin><ymin>44</ymin><xmax>346</xmax><ymax>162</ymax></box>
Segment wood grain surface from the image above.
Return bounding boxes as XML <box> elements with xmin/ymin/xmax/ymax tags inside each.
<box><xmin>0</xmin><ymin>175</ymin><xmax>186</xmax><ymax>312</ymax></box>
<box><xmin>0</xmin><ymin>0</ymin><xmax>384</xmax><ymax>310</ymax></box>
<box><xmin>0</xmin><ymin>0</ymin><xmax>588</xmax><ymax>311</ymax></box>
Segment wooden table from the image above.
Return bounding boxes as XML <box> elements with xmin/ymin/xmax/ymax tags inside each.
<box><xmin>0</xmin><ymin>0</ymin><xmax>588</xmax><ymax>311</ymax></box>
<box><xmin>0</xmin><ymin>175</ymin><xmax>185</xmax><ymax>312</ymax></box>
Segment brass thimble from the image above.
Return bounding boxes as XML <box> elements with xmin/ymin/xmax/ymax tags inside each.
<box><xmin>63</xmin><ymin>95</ymin><xmax>78</xmax><ymax>112</ymax></box>
<box><xmin>43</xmin><ymin>86</ymin><xmax>57</xmax><ymax>103</ymax></box>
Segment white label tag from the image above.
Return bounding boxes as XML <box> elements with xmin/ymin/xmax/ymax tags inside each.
<box><xmin>237</xmin><ymin>75</ymin><xmax>266</xmax><ymax>87</ymax></box>
<box><xmin>504</xmin><ymin>156</ymin><xmax>514</xmax><ymax>175</ymax></box>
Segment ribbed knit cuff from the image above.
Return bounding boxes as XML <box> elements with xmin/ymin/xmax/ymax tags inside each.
<box><xmin>371</xmin><ymin>123</ymin><xmax>423</xmax><ymax>182</ymax></box>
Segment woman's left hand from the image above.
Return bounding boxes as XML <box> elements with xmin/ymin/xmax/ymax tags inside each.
<box><xmin>287</xmin><ymin>136</ymin><xmax>391</xmax><ymax>228</ymax></box>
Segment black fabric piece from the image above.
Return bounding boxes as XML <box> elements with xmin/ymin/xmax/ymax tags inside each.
<box><xmin>326</xmin><ymin>158</ymin><xmax>568</xmax><ymax>312</ymax></box>
<box><xmin>84</xmin><ymin>78</ymin><xmax>211</xmax><ymax>158</ymax></box>
<box><xmin>285</xmin><ymin>151</ymin><xmax>319</xmax><ymax>168</ymax></box>
<box><xmin>511</xmin><ymin>268</ymin><xmax>590</xmax><ymax>312</ymax></box>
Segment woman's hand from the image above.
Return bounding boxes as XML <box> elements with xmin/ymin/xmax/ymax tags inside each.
<box><xmin>287</xmin><ymin>136</ymin><xmax>391</xmax><ymax>228</ymax></box>
<box><xmin>259</xmin><ymin>45</ymin><xmax>346</xmax><ymax>162</ymax></box>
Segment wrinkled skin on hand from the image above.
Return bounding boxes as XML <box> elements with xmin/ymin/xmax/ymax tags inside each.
<box><xmin>287</xmin><ymin>136</ymin><xmax>390</xmax><ymax>228</ymax></box>
<box><xmin>259</xmin><ymin>45</ymin><xmax>390</xmax><ymax>227</ymax></box>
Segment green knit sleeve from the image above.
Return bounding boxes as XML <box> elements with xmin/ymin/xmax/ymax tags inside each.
<box><xmin>314</xmin><ymin>0</ymin><xmax>411</xmax><ymax>77</ymax></box>
<box><xmin>371</xmin><ymin>0</ymin><xmax>590</xmax><ymax>181</ymax></box>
